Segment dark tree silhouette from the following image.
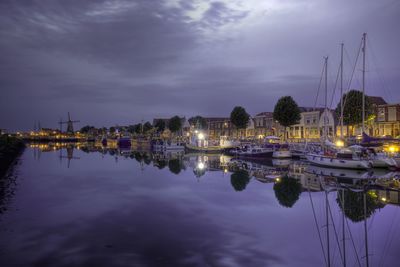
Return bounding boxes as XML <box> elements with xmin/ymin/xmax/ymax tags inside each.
<box><xmin>154</xmin><ymin>120</ymin><xmax>166</xmax><ymax>133</ymax></box>
<box><xmin>273</xmin><ymin>96</ymin><xmax>301</xmax><ymax>140</ymax></box>
<box><xmin>143</xmin><ymin>122</ymin><xmax>153</xmax><ymax>133</ymax></box>
<box><xmin>230</xmin><ymin>106</ymin><xmax>250</xmax><ymax>138</ymax></box>
<box><xmin>230</xmin><ymin>169</ymin><xmax>250</xmax><ymax>191</ymax></box>
<box><xmin>335</xmin><ymin>90</ymin><xmax>373</xmax><ymax>126</ymax></box>
<box><xmin>273</xmin><ymin>176</ymin><xmax>302</xmax><ymax>208</ymax></box>
<box><xmin>168</xmin><ymin>116</ymin><xmax>182</xmax><ymax>134</ymax></box>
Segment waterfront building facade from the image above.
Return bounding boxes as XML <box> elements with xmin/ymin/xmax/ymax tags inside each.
<box><xmin>373</xmin><ymin>103</ymin><xmax>400</xmax><ymax>137</ymax></box>
<box><xmin>204</xmin><ymin>117</ymin><xmax>232</xmax><ymax>139</ymax></box>
<box><xmin>253</xmin><ymin>112</ymin><xmax>284</xmax><ymax>138</ymax></box>
<box><xmin>288</xmin><ymin>107</ymin><xmax>335</xmax><ymax>141</ymax></box>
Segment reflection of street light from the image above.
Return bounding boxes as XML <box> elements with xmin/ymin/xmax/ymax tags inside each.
<box><xmin>198</xmin><ymin>133</ymin><xmax>205</xmax><ymax>140</ymax></box>
<box><xmin>198</xmin><ymin>162</ymin><xmax>205</xmax><ymax>170</ymax></box>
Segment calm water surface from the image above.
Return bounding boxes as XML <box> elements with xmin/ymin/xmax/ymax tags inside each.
<box><xmin>0</xmin><ymin>145</ymin><xmax>399</xmax><ymax>267</ymax></box>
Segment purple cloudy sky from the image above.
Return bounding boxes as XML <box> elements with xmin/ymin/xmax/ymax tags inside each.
<box><xmin>1</xmin><ymin>0</ymin><xmax>399</xmax><ymax>130</ymax></box>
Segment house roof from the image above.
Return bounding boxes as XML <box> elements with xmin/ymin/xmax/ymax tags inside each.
<box><xmin>203</xmin><ymin>117</ymin><xmax>230</xmax><ymax>122</ymax></box>
<box><xmin>298</xmin><ymin>107</ymin><xmax>326</xmax><ymax>113</ymax></box>
<box><xmin>368</xmin><ymin>96</ymin><xmax>387</xmax><ymax>106</ymax></box>
<box><xmin>255</xmin><ymin>112</ymin><xmax>273</xmax><ymax>117</ymax></box>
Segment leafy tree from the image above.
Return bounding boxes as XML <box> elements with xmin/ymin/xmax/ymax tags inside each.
<box><xmin>230</xmin><ymin>169</ymin><xmax>250</xmax><ymax>192</ymax></box>
<box><xmin>273</xmin><ymin>176</ymin><xmax>302</xmax><ymax>208</ymax></box>
<box><xmin>230</xmin><ymin>106</ymin><xmax>250</xmax><ymax>138</ymax></box>
<box><xmin>168</xmin><ymin>116</ymin><xmax>182</xmax><ymax>134</ymax></box>
<box><xmin>168</xmin><ymin>158</ymin><xmax>182</xmax><ymax>174</ymax></box>
<box><xmin>127</xmin><ymin>125</ymin><xmax>136</xmax><ymax>134</ymax></box>
<box><xmin>143</xmin><ymin>122</ymin><xmax>153</xmax><ymax>133</ymax></box>
<box><xmin>133</xmin><ymin>124</ymin><xmax>142</xmax><ymax>134</ymax></box>
<box><xmin>109</xmin><ymin>127</ymin><xmax>116</xmax><ymax>134</ymax></box>
<box><xmin>100</xmin><ymin>127</ymin><xmax>107</xmax><ymax>135</ymax></box>
<box><xmin>335</xmin><ymin>90</ymin><xmax>373</xmax><ymax>127</ymax></box>
<box><xmin>154</xmin><ymin>120</ymin><xmax>166</xmax><ymax>133</ymax></box>
<box><xmin>143</xmin><ymin>153</ymin><xmax>152</xmax><ymax>165</ymax></box>
<box><xmin>336</xmin><ymin>189</ymin><xmax>385</xmax><ymax>223</ymax></box>
<box><xmin>189</xmin><ymin>116</ymin><xmax>208</xmax><ymax>130</ymax></box>
<box><xmin>80</xmin><ymin>125</ymin><xmax>95</xmax><ymax>134</ymax></box>
<box><xmin>273</xmin><ymin>96</ymin><xmax>301</xmax><ymax>140</ymax></box>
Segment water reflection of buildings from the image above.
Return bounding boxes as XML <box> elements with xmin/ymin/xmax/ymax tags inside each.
<box><xmin>27</xmin><ymin>143</ymin><xmax>400</xmax><ymax>206</ymax></box>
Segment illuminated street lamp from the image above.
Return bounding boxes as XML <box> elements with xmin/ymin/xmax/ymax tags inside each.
<box><xmin>198</xmin><ymin>132</ymin><xmax>205</xmax><ymax>140</ymax></box>
<box><xmin>335</xmin><ymin>140</ymin><xmax>344</xmax><ymax>147</ymax></box>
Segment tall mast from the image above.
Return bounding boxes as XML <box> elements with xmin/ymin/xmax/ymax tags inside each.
<box><xmin>324</xmin><ymin>56</ymin><xmax>328</xmax><ymax>141</ymax></box>
<box><xmin>340</xmin><ymin>43</ymin><xmax>344</xmax><ymax>139</ymax></box>
<box><xmin>362</xmin><ymin>33</ymin><xmax>367</xmax><ymax>134</ymax></box>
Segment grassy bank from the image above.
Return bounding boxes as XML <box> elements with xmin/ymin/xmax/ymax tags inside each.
<box><xmin>0</xmin><ymin>135</ymin><xmax>25</xmax><ymax>178</ymax></box>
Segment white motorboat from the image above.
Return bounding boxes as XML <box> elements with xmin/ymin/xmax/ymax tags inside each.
<box><xmin>272</xmin><ymin>150</ymin><xmax>292</xmax><ymax>158</ymax></box>
<box><xmin>233</xmin><ymin>145</ymin><xmax>273</xmax><ymax>158</ymax></box>
<box><xmin>349</xmin><ymin>145</ymin><xmax>397</xmax><ymax>168</ymax></box>
<box><xmin>306</xmin><ymin>152</ymin><xmax>370</xmax><ymax>170</ymax></box>
<box><xmin>369</xmin><ymin>153</ymin><xmax>397</xmax><ymax>168</ymax></box>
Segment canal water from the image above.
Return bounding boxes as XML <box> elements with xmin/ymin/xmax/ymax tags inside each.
<box><xmin>0</xmin><ymin>144</ymin><xmax>399</xmax><ymax>267</ymax></box>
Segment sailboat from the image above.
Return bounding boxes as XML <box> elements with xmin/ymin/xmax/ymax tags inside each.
<box><xmin>306</xmin><ymin>54</ymin><xmax>370</xmax><ymax>169</ymax></box>
<box><xmin>356</xmin><ymin>33</ymin><xmax>397</xmax><ymax>168</ymax></box>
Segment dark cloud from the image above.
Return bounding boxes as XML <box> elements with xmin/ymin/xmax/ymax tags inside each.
<box><xmin>0</xmin><ymin>0</ymin><xmax>399</xmax><ymax>130</ymax></box>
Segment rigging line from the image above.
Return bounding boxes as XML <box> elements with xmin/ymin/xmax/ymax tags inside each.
<box><xmin>327</xmin><ymin>193</ymin><xmax>345</xmax><ymax>266</ymax></box>
<box><xmin>367</xmin><ymin>37</ymin><xmax>393</xmax><ymax>100</ymax></box>
<box><xmin>342</xmin><ymin>40</ymin><xmax>363</xmax><ymax>110</ymax></box>
<box><xmin>314</xmin><ymin>61</ymin><xmax>326</xmax><ymax>110</ymax></box>
<box><xmin>329</xmin><ymin>61</ymin><xmax>341</xmax><ymax>110</ymax></box>
<box><xmin>308</xmin><ymin>185</ymin><xmax>328</xmax><ymax>266</ymax></box>
<box><xmin>337</xmin><ymin>187</ymin><xmax>362</xmax><ymax>267</ymax></box>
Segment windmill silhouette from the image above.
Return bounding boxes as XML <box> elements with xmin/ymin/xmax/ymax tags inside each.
<box><xmin>59</xmin><ymin>112</ymin><xmax>80</xmax><ymax>134</ymax></box>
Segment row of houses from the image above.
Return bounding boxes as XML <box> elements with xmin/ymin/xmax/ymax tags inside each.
<box><xmin>153</xmin><ymin>96</ymin><xmax>400</xmax><ymax>141</ymax></box>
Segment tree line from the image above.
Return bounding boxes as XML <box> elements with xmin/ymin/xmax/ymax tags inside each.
<box><xmin>79</xmin><ymin>89</ymin><xmax>370</xmax><ymax>137</ymax></box>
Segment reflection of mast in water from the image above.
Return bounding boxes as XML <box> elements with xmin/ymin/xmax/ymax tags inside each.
<box><xmin>363</xmin><ymin>188</ymin><xmax>369</xmax><ymax>267</ymax></box>
<box><xmin>309</xmin><ymin>175</ymin><xmax>370</xmax><ymax>267</ymax></box>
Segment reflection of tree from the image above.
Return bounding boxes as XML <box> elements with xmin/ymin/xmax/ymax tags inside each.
<box><xmin>143</xmin><ymin>154</ymin><xmax>151</xmax><ymax>165</ymax></box>
<box><xmin>230</xmin><ymin>170</ymin><xmax>250</xmax><ymax>192</ymax></box>
<box><xmin>154</xmin><ymin>159</ymin><xmax>167</xmax><ymax>169</ymax></box>
<box><xmin>168</xmin><ymin>159</ymin><xmax>182</xmax><ymax>175</ymax></box>
<box><xmin>134</xmin><ymin>152</ymin><xmax>143</xmax><ymax>162</ymax></box>
<box><xmin>336</xmin><ymin>190</ymin><xmax>385</xmax><ymax>223</ymax></box>
<box><xmin>273</xmin><ymin>176</ymin><xmax>302</xmax><ymax>208</ymax></box>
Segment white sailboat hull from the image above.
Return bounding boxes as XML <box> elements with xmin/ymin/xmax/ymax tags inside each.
<box><xmin>272</xmin><ymin>150</ymin><xmax>292</xmax><ymax>158</ymax></box>
<box><xmin>306</xmin><ymin>154</ymin><xmax>370</xmax><ymax>169</ymax></box>
<box><xmin>369</xmin><ymin>157</ymin><xmax>397</xmax><ymax>168</ymax></box>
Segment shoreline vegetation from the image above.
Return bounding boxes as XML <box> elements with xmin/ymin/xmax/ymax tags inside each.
<box><xmin>0</xmin><ymin>135</ymin><xmax>25</xmax><ymax>178</ymax></box>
